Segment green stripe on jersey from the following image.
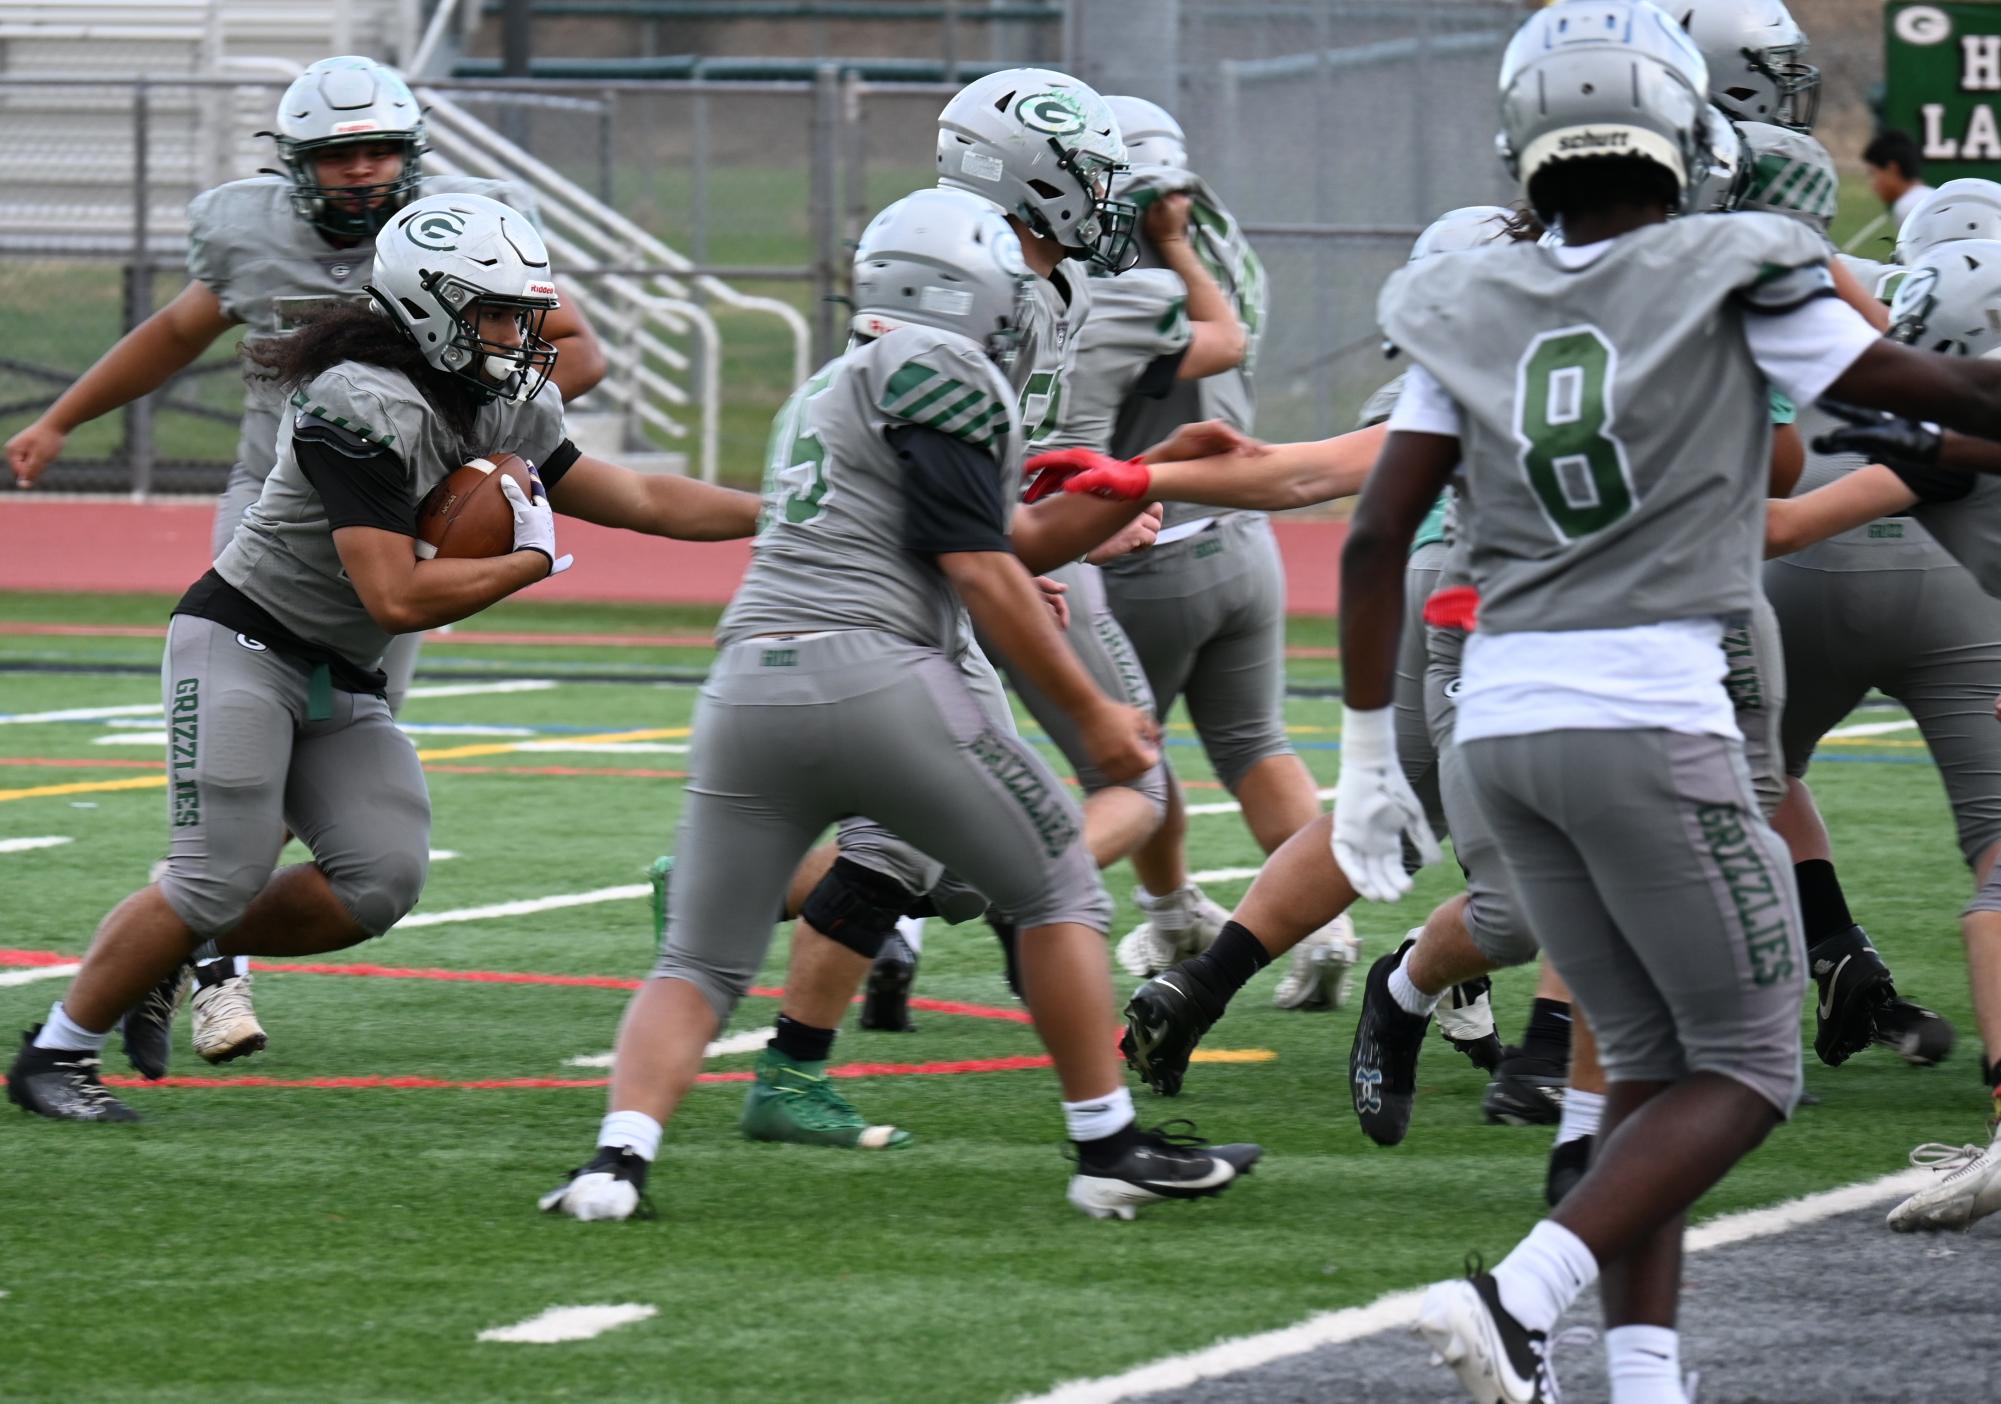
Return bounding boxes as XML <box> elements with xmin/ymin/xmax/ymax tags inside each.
<box><xmin>881</xmin><ymin>363</ymin><xmax>936</xmax><ymax>403</ymax></box>
<box><xmin>287</xmin><ymin>389</ymin><xmax>394</xmax><ymax>447</ymax></box>
<box><xmin>1156</xmin><ymin>297</ymin><xmax>1189</xmax><ymax>335</ymax></box>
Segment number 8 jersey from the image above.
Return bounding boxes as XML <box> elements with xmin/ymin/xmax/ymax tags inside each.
<box><xmin>1377</xmin><ymin>212</ymin><xmax>1835</xmax><ymax>636</ymax></box>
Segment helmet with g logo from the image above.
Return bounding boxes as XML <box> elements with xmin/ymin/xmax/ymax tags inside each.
<box><xmin>266</xmin><ymin>55</ymin><xmax>427</xmax><ymax>240</ymax></box>
<box><xmin>851</xmin><ymin>188</ymin><xmax>1037</xmax><ymax>374</ymax></box>
<box><xmin>1104</xmin><ymin>95</ymin><xmax>1188</xmax><ymax>170</ymax></box>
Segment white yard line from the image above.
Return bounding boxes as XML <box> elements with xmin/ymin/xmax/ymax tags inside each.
<box><xmin>1188</xmin><ymin>867</ymin><xmax>1262</xmax><ymax>885</ymax></box>
<box><xmin>394</xmin><ymin>723</ymin><xmax>541</xmax><ymax>737</ymax></box>
<box><xmin>1186</xmin><ymin>787</ymin><xmax>1335</xmax><ymax>819</ymax></box>
<box><xmin>566</xmin><ymin>1027</ymin><xmax>772</xmax><ymax>1069</ymax></box>
<box><xmin>403</xmin><ymin>680</ymin><xmax>560</xmax><ymax>701</ymax></box>
<box><xmin>0</xmin><ymin>702</ymin><xmax>160</xmax><ymax>726</ymax></box>
<box><xmin>428</xmin><ymin>849</ymin><xmax>460</xmax><ymax>862</ymax></box>
<box><xmin>0</xmin><ymin>837</ymin><xmax>72</xmax><ymax>854</ymax></box>
<box><xmin>97</xmin><ymin>722</ymin><xmax>551</xmax><ymax>747</ymax></box>
<box><xmin>508</xmin><ymin>741</ymin><xmax>688</xmax><ymax>755</ymax></box>
<box><xmin>1826</xmin><ymin>718</ymin><xmax>1920</xmax><ymax>739</ymax></box>
<box><xmin>0</xmin><ymin>963</ymin><xmax>80</xmax><ymax>987</ymax></box>
<box><xmin>1008</xmin><ymin>1168</ymin><xmax>1932</xmax><ymax>1404</ymax></box>
<box><xmin>477</xmin><ymin>1303</ymin><xmax>657</xmax><ymax>1344</ymax></box>
<box><xmin>394</xmin><ymin>884</ymin><xmax>650</xmax><ymax>929</ymax></box>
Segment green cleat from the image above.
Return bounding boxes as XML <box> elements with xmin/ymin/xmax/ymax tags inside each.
<box><xmin>739</xmin><ymin>1048</ymin><xmax>911</xmax><ymax>1150</ymax></box>
<box><xmin>648</xmin><ymin>855</ymin><xmax>673</xmax><ymax>950</ymax></box>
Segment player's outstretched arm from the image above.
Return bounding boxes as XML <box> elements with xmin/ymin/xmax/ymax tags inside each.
<box><xmin>546</xmin><ymin>454</ymin><xmax>762</xmax><ymax>540</ymax></box>
<box><xmin>1054</xmin><ymin>422</ymin><xmax>1383</xmax><ymax>511</ymax></box>
<box><xmin>1765</xmin><ymin>466</ymin><xmax>1918</xmax><ymax>558</ymax></box>
<box><xmin>1829</xmin><ymin>259</ymin><xmax>1890</xmax><ymax>333</ymax></box>
<box><xmin>1145</xmin><ymin>194</ymin><xmax>1247</xmax><ymax>379</ymax></box>
<box><xmin>1826</xmin><ymin>340</ymin><xmax>2001</xmax><ymax>449</ymax></box>
<box><xmin>7</xmin><ymin>280</ymin><xmax>236</xmax><ymax>488</ymax></box>
<box><xmin>543</xmin><ymin>289</ymin><xmax>608</xmax><ymax>402</ymax></box>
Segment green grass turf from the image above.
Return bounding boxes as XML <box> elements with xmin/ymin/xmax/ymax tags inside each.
<box><xmin>0</xmin><ymin>590</ymin><xmax>1991</xmax><ymax>1402</ymax></box>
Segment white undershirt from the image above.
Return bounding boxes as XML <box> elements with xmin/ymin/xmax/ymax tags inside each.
<box><xmin>1892</xmin><ymin>182</ymin><xmax>1937</xmax><ymax>228</ymax></box>
<box><xmin>1382</xmin><ymin>243</ymin><xmax>1881</xmax><ymax>743</ymax></box>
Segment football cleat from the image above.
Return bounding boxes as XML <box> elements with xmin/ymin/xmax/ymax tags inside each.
<box><xmin>647</xmin><ymin>854</ymin><xmax>674</xmax><ymax>949</ymax></box>
<box><xmin>121</xmin><ymin>960</ymin><xmax>191</xmax><ymax>1081</ymax></box>
<box><xmin>1545</xmin><ymin>1135</ymin><xmax>1592</xmax><ymax>1208</ymax></box>
<box><xmin>539</xmin><ymin>1145</ymin><xmax>656</xmax><ymax>1222</ymax></box>
<box><xmin>1348</xmin><ymin>943</ymin><xmax>1431</xmax><ymax>1146</ymax></box>
<box><xmin>190</xmin><ymin>966</ymin><xmax>266</xmax><ymax>1064</ymax></box>
<box><xmin>740</xmin><ymin>1049</ymin><xmax>911</xmax><ymax>1149</ymax></box>
<box><xmin>1438</xmin><ymin>975</ymin><xmax>1505</xmax><ymax>1073</ymax></box>
<box><xmin>1066</xmin><ymin>1121</ymin><xmax>1262</xmax><ymax>1220</ymax></box>
<box><xmin>1482</xmin><ymin>1048</ymin><xmax>1567</xmax><ymax>1126</ymax></box>
<box><xmin>1115</xmin><ymin>883</ymin><xmax>1230</xmax><ymax>978</ymax></box>
<box><xmin>1809</xmin><ymin>925</ymin><xmax>1896</xmax><ymax>1067</ymax></box>
<box><xmin>990</xmin><ymin>914</ymin><xmax>1024</xmax><ymax>999</ymax></box>
<box><xmin>1119</xmin><ymin>968</ymin><xmax>1226</xmax><ymax>1097</ymax></box>
<box><xmin>1270</xmin><ymin>914</ymin><xmax>1361</xmax><ymax>1011</ymax></box>
<box><xmin>1414</xmin><ymin>1266</ymin><xmax>1551</xmax><ymax>1404</ymax></box>
<box><xmin>1873</xmin><ymin>997</ymin><xmax>1956</xmax><ymax>1067</ymax></box>
<box><xmin>1887</xmin><ymin>1127</ymin><xmax>2001</xmax><ymax>1232</ymax></box>
<box><xmin>6</xmin><ymin>1027</ymin><xmax>139</xmax><ymax>1123</ymax></box>
<box><xmin>858</xmin><ymin>929</ymin><xmax>919</xmax><ymax>1033</ymax></box>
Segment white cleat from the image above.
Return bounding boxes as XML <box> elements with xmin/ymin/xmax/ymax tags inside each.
<box><xmin>540</xmin><ymin>1147</ymin><xmax>653</xmax><ymax>1222</ymax></box>
<box><xmin>1271</xmin><ymin>914</ymin><xmax>1361</xmax><ymax>1010</ymax></box>
<box><xmin>1117</xmin><ymin>883</ymin><xmax>1234</xmax><ymax>977</ymax></box>
<box><xmin>1887</xmin><ymin>1128</ymin><xmax>2001</xmax><ymax>1231</ymax></box>
<box><xmin>1413</xmin><ymin>1273</ymin><xmax>1549</xmax><ymax>1404</ymax></box>
<box><xmin>191</xmin><ymin>973</ymin><xmax>267</xmax><ymax>1064</ymax></box>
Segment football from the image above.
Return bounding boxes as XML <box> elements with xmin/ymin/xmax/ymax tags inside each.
<box><xmin>413</xmin><ymin>452</ymin><xmax>534</xmax><ymax>560</ymax></box>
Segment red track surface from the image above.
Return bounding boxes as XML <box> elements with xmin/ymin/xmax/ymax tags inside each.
<box><xmin>0</xmin><ymin>498</ymin><xmax>1346</xmax><ymax>613</ymax></box>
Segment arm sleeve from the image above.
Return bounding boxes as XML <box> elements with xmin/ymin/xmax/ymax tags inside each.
<box><xmin>1384</xmin><ymin>361</ymin><xmax>1464</xmax><ymax>438</ymax></box>
<box><xmin>537</xmin><ymin>438</ymin><xmax>582</xmax><ymax>492</ymax></box>
<box><xmin>294</xmin><ymin>419</ymin><xmax>414</xmax><ymax>535</ymax></box>
<box><xmin>1133</xmin><ymin>344</ymin><xmax>1189</xmax><ymax>399</ymax></box>
<box><xmin>886</xmin><ymin>424</ymin><xmax>1010</xmax><ymax>557</ymax></box>
<box><xmin>1741</xmin><ymin>295</ymin><xmax>1881</xmax><ymax>410</ymax></box>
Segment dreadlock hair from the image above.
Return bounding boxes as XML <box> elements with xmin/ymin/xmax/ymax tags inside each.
<box><xmin>1502</xmin><ymin>204</ymin><xmax>1547</xmax><ymax>244</ymax></box>
<box><xmin>245</xmin><ymin>300</ymin><xmax>479</xmax><ymax>447</ymax></box>
<box><xmin>1528</xmin><ymin>154</ymin><xmax>1680</xmax><ymax>229</ymax></box>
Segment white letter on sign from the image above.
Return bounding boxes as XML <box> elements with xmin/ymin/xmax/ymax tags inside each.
<box><xmin>1965</xmin><ymin>35</ymin><xmax>2001</xmax><ymax>91</ymax></box>
<box><xmin>1966</xmin><ymin>103</ymin><xmax>2001</xmax><ymax>159</ymax></box>
<box><xmin>1924</xmin><ymin>103</ymin><xmax>1961</xmax><ymax>158</ymax></box>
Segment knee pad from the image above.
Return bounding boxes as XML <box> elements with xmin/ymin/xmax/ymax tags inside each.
<box><xmin>158</xmin><ymin>863</ymin><xmax>268</xmax><ymax>940</ymax></box>
<box><xmin>649</xmin><ymin>948</ymin><xmax>750</xmax><ymax>1025</ymax></box>
<box><xmin>1465</xmin><ymin>890</ymin><xmax>1540</xmax><ymax>969</ymax></box>
<box><xmin>330</xmin><ymin>847</ymin><xmax>429</xmax><ymax>937</ymax></box>
<box><xmin>800</xmin><ymin>857</ymin><xmax>914</xmax><ymax>959</ymax></box>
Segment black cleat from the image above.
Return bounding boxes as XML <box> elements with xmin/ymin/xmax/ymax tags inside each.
<box><xmin>1120</xmin><ymin>969</ymin><xmax>1225</xmax><ymax>1097</ymax></box>
<box><xmin>1545</xmin><ymin>1134</ymin><xmax>1592</xmax><ymax>1208</ymax></box>
<box><xmin>1873</xmin><ymin>997</ymin><xmax>1955</xmax><ymax>1067</ymax></box>
<box><xmin>1066</xmin><ymin>1121</ymin><xmax>1262</xmax><ymax>1220</ymax></box>
<box><xmin>989</xmin><ymin>915</ymin><xmax>1023</xmax><ymax>1000</ymax></box>
<box><xmin>120</xmin><ymin>960</ymin><xmax>191</xmax><ymax>1081</ymax></box>
<box><xmin>7</xmin><ymin>1027</ymin><xmax>139</xmax><ymax>1122</ymax></box>
<box><xmin>1348</xmin><ymin>943</ymin><xmax>1432</xmax><ymax>1146</ymax></box>
<box><xmin>858</xmin><ymin>932</ymin><xmax>918</xmax><ymax>1032</ymax></box>
<box><xmin>1810</xmin><ymin>926</ymin><xmax>1897</xmax><ymax>1067</ymax></box>
<box><xmin>1482</xmin><ymin>1047</ymin><xmax>1567</xmax><ymax>1126</ymax></box>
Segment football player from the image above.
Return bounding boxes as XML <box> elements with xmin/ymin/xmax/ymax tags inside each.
<box><xmin>4</xmin><ymin>56</ymin><xmax>606</xmax><ymax>1072</ymax></box>
<box><xmin>6</xmin><ymin>194</ymin><xmax>759</xmax><ymax>1124</ymax></box>
<box><xmin>539</xmin><ymin>189</ymin><xmax>1260</xmax><ymax>1223</ymax></box>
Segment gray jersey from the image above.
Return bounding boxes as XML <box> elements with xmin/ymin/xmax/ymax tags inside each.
<box><xmin>187</xmin><ymin>173</ymin><xmax>539</xmax><ymax>486</ymax></box>
<box><xmin>213</xmin><ymin>360</ymin><xmax>566</xmax><ymax>671</ymax></box>
<box><xmin>1017</xmin><ymin>260</ymin><xmax>1094</xmax><ymax>450</ymax></box>
<box><xmin>1042</xmin><ymin>267</ymin><xmax>1189</xmax><ymax>454</ymax></box>
<box><xmin>718</xmin><ymin>325</ymin><xmax>1021</xmax><ymax>651</ymax></box>
<box><xmin>1379</xmin><ymin>213</ymin><xmax>1831</xmax><ymax>634</ymax></box>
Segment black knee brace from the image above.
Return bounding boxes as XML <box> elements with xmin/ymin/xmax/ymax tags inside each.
<box><xmin>800</xmin><ymin>857</ymin><xmax>913</xmax><ymax>960</ymax></box>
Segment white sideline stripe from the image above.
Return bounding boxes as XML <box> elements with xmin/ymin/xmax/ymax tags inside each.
<box><xmin>477</xmin><ymin>1303</ymin><xmax>657</xmax><ymax>1344</ymax></box>
<box><xmin>1009</xmin><ymin>1169</ymin><xmax>1932</xmax><ymax>1404</ymax></box>
<box><xmin>0</xmin><ymin>702</ymin><xmax>159</xmax><ymax>725</ymax></box>
<box><xmin>395</xmin><ymin>884</ymin><xmax>649</xmax><ymax>929</ymax></box>
<box><xmin>404</xmin><ymin>680</ymin><xmax>560</xmax><ymax>701</ymax></box>
<box><xmin>428</xmin><ymin>849</ymin><xmax>460</xmax><ymax>862</ymax></box>
<box><xmin>1826</xmin><ymin>718</ymin><xmax>1919</xmax><ymax>739</ymax></box>
<box><xmin>0</xmin><ymin>836</ymin><xmax>71</xmax><ymax>854</ymax></box>
<box><xmin>396</xmin><ymin>723</ymin><xmax>540</xmax><ymax>737</ymax></box>
<box><xmin>0</xmin><ymin>963</ymin><xmax>79</xmax><ymax>987</ymax></box>
<box><xmin>566</xmin><ymin>1027</ymin><xmax>773</xmax><ymax>1068</ymax></box>
<box><xmin>509</xmin><ymin>741</ymin><xmax>689</xmax><ymax>755</ymax></box>
<box><xmin>97</xmin><ymin>723</ymin><xmax>562</xmax><ymax>747</ymax></box>
<box><xmin>1188</xmin><ymin>867</ymin><xmax>1262</xmax><ymax>885</ymax></box>
<box><xmin>1185</xmin><ymin>787</ymin><xmax>1335</xmax><ymax>818</ymax></box>
<box><xmin>93</xmin><ymin>733</ymin><xmax>169</xmax><ymax>746</ymax></box>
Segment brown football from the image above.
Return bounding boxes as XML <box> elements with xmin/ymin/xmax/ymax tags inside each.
<box><xmin>414</xmin><ymin>452</ymin><xmax>535</xmax><ymax>560</ymax></box>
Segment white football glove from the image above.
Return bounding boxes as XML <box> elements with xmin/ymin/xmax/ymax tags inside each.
<box><xmin>1332</xmin><ymin>704</ymin><xmax>1440</xmax><ymax>902</ymax></box>
<box><xmin>501</xmin><ymin>473</ymin><xmax>573</xmax><ymax>576</ymax></box>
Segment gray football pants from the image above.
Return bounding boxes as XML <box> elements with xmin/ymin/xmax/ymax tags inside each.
<box><xmin>652</xmin><ymin>630</ymin><xmax>1110</xmax><ymax>1020</ymax></box>
<box><xmin>1461</xmin><ymin>728</ymin><xmax>1806</xmax><ymax>1115</ymax></box>
<box><xmin>157</xmin><ymin>615</ymin><xmax>430</xmax><ymax>940</ymax></box>
<box><xmin>213</xmin><ymin>462</ymin><xmax>424</xmax><ymax>715</ymax></box>
<box><xmin>1396</xmin><ymin>543</ymin><xmax>1448</xmax><ymax>840</ymax></box>
<box><xmin>979</xmin><ymin>560</ymin><xmax>1171</xmax><ymax>814</ymax></box>
<box><xmin>1100</xmin><ymin>514</ymin><xmax>1297</xmax><ymax>791</ymax></box>
<box><xmin>1720</xmin><ymin>591</ymin><xmax>1788</xmax><ymax>821</ymax></box>
<box><xmin>1766</xmin><ymin>531</ymin><xmax>2001</xmax><ymax>870</ymax></box>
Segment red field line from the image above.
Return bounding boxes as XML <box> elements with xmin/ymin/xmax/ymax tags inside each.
<box><xmin>100</xmin><ymin>1054</ymin><xmax>1056</xmax><ymax>1092</ymax></box>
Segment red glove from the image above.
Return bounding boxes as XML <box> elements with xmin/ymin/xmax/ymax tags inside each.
<box><xmin>1021</xmin><ymin>448</ymin><xmax>1153</xmax><ymax>503</ymax></box>
<box><xmin>1023</xmin><ymin>448</ymin><xmax>1115</xmax><ymax>503</ymax></box>
<box><xmin>1421</xmin><ymin>585</ymin><xmax>1479</xmax><ymax>632</ymax></box>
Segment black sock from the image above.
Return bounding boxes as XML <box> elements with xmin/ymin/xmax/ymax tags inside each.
<box><xmin>1794</xmin><ymin>860</ymin><xmax>1856</xmax><ymax>950</ymax></box>
<box><xmin>1180</xmin><ymin>920</ymin><xmax>1272</xmax><ymax>1002</ymax></box>
<box><xmin>1519</xmin><ymin>997</ymin><xmax>1573</xmax><ymax>1063</ymax></box>
<box><xmin>769</xmin><ymin>1014</ymin><xmax>835</xmax><ymax>1064</ymax></box>
<box><xmin>1073</xmin><ymin>1118</ymin><xmax>1142</xmax><ymax>1168</ymax></box>
<box><xmin>989</xmin><ymin>916</ymin><xmax>1021</xmax><ymax>998</ymax></box>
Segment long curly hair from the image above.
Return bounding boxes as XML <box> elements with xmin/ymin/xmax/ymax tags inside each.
<box><xmin>245</xmin><ymin>301</ymin><xmax>478</xmax><ymax>445</ymax></box>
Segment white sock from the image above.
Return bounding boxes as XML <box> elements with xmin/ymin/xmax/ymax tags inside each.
<box><xmin>1557</xmin><ymin>1087</ymin><xmax>1605</xmax><ymax>1146</ymax></box>
<box><xmin>1491</xmin><ymin>1219</ymin><xmax>1599</xmax><ymax>1334</ymax></box>
<box><xmin>1063</xmin><ymin>1085</ymin><xmax>1135</xmax><ymax>1143</ymax></box>
<box><xmin>1606</xmin><ymin>1324</ymin><xmax>1685</xmax><ymax>1404</ymax></box>
<box><xmin>1389</xmin><ymin>947</ymin><xmax>1441</xmax><ymax>1016</ymax></box>
<box><xmin>597</xmin><ymin>1109</ymin><xmax>664</xmax><ymax>1162</ymax></box>
<box><xmin>1138</xmin><ymin>884</ymin><xmax>1192</xmax><ymax>934</ymax></box>
<box><xmin>893</xmin><ymin>914</ymin><xmax>925</xmax><ymax>955</ymax></box>
<box><xmin>33</xmin><ymin>1002</ymin><xmax>108</xmax><ymax>1053</ymax></box>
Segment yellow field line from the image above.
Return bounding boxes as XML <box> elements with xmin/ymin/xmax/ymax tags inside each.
<box><xmin>1187</xmin><ymin>1048</ymin><xmax>1276</xmax><ymax>1065</ymax></box>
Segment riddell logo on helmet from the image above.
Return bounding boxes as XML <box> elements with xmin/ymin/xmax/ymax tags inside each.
<box><xmin>331</xmin><ymin>119</ymin><xmax>383</xmax><ymax>134</ymax></box>
<box><xmin>522</xmin><ymin>281</ymin><xmax>557</xmax><ymax>298</ymax></box>
<box><xmin>1557</xmin><ymin>129</ymin><xmax>1633</xmax><ymax>153</ymax></box>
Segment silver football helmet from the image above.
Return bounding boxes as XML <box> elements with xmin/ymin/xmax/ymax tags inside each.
<box><xmin>1675</xmin><ymin>0</ymin><xmax>1818</xmax><ymax>131</ymax></box>
<box><xmin>936</xmin><ymin>68</ymin><xmax>1137</xmax><ymax>271</ymax></box>
<box><xmin>266</xmin><ymin>55</ymin><xmax>427</xmax><ymax>240</ymax></box>
<box><xmin>1889</xmin><ymin>239</ymin><xmax>2001</xmax><ymax>361</ymax></box>
<box><xmin>1407</xmin><ymin>205</ymin><xmax>1515</xmax><ymax>261</ymax></box>
<box><xmin>1104</xmin><ymin>96</ymin><xmax>1188</xmax><ymax>170</ymax></box>
<box><xmin>1497</xmin><ymin>1</ymin><xmax>1711</xmax><ymax>221</ymax></box>
<box><xmin>1895</xmin><ymin>179</ymin><xmax>2001</xmax><ymax>265</ymax></box>
<box><xmin>1688</xmin><ymin>105</ymin><xmax>1754</xmax><ymax>213</ymax></box>
<box><xmin>368</xmin><ymin>193</ymin><xmax>559</xmax><ymax>405</ymax></box>
<box><xmin>851</xmin><ymin>188</ymin><xmax>1037</xmax><ymax>373</ymax></box>
<box><xmin>1736</xmin><ymin>120</ymin><xmax>1838</xmax><ymax>231</ymax></box>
